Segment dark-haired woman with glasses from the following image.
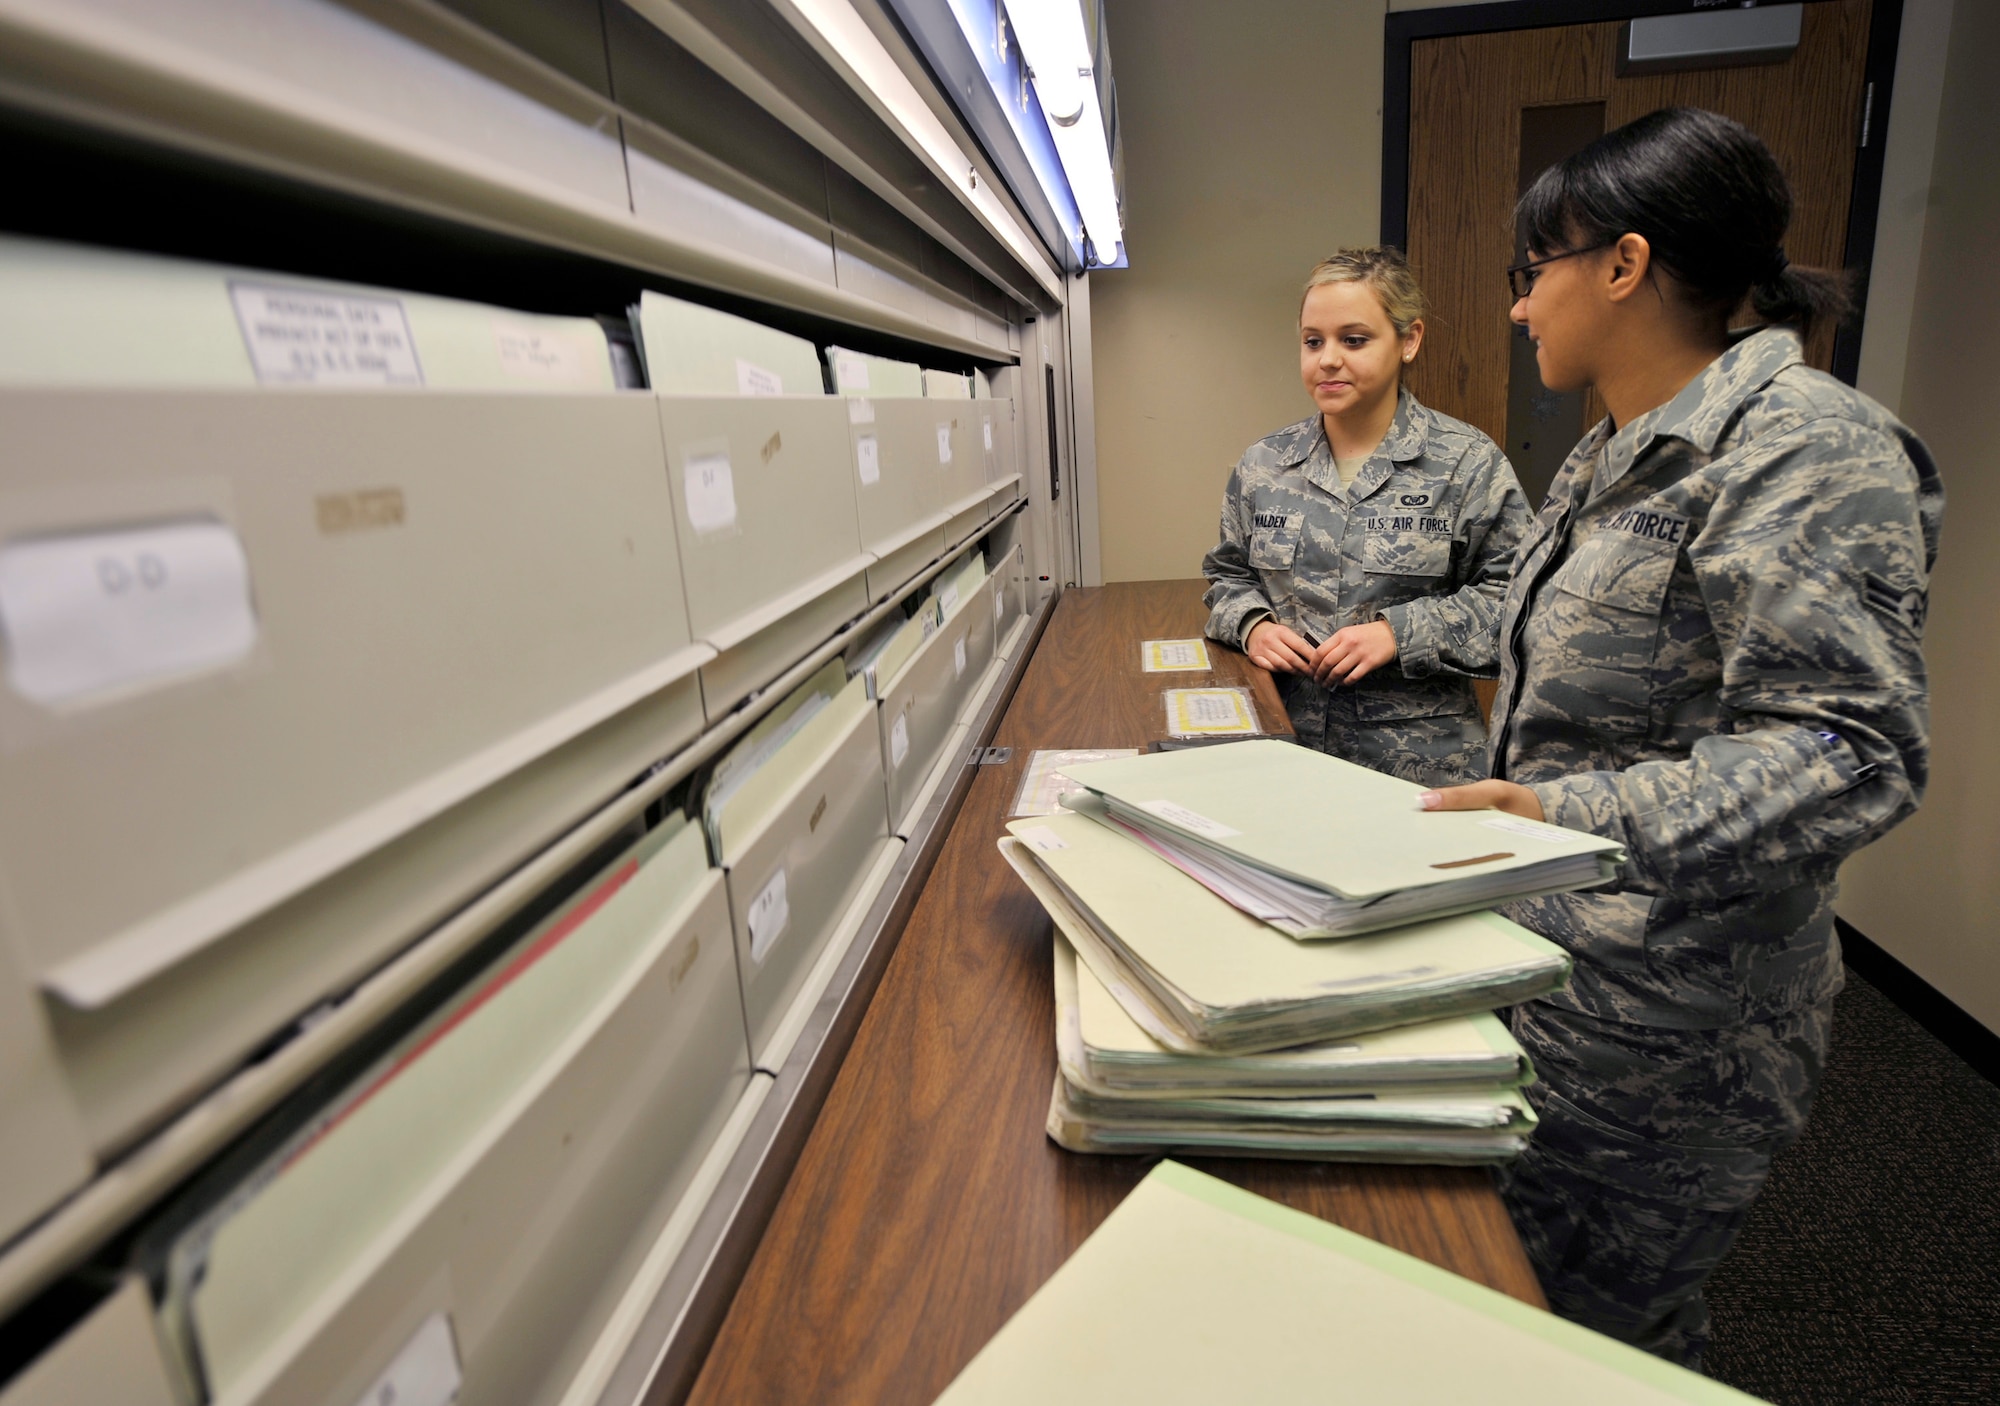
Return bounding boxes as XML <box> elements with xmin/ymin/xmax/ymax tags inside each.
<box><xmin>1419</xmin><ymin>107</ymin><xmax>1942</xmax><ymax>1366</ymax></box>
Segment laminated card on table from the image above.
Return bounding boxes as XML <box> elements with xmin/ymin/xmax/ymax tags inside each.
<box><xmin>1010</xmin><ymin>749</ymin><xmax>1142</xmax><ymax>819</ymax></box>
<box><xmin>1162</xmin><ymin>687</ymin><xmax>1258</xmax><ymax>737</ymax></box>
<box><xmin>1140</xmin><ymin>639</ymin><xmax>1211</xmax><ymax>673</ymax></box>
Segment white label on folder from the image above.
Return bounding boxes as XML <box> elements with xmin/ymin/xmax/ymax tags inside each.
<box><xmin>735</xmin><ymin>357</ymin><xmax>783</xmax><ymax>396</ymax></box>
<box><xmin>684</xmin><ymin>450</ymin><xmax>738</xmax><ymax>533</ymax></box>
<box><xmin>748</xmin><ymin>869</ymin><xmax>790</xmax><ymax>962</ymax></box>
<box><xmin>935</xmin><ymin>424</ymin><xmax>954</xmax><ymax>464</ymax></box>
<box><xmin>1134</xmin><ymin>799</ymin><xmax>1241</xmax><ymax>840</ymax></box>
<box><xmin>953</xmin><ymin>636</ymin><xmax>967</xmax><ymax>678</ymax></box>
<box><xmin>1481</xmin><ymin>815</ymin><xmax>1571</xmax><ymax>844</ymax></box>
<box><xmin>940</xmin><ymin>582</ymin><xmax>961</xmax><ymax>615</ymax></box>
<box><xmin>983</xmin><ymin>417</ymin><xmax>994</xmax><ymax>452</ymax></box>
<box><xmin>856</xmin><ymin>434</ymin><xmax>881</xmax><ymax>486</ymax></box>
<box><xmin>230</xmin><ymin>281</ymin><xmax>422</xmax><ymax>386</ymax></box>
<box><xmin>920</xmin><ymin>606</ymin><xmax>940</xmax><ymax>641</ymax></box>
<box><xmin>352</xmin><ymin>1311</ymin><xmax>461</xmax><ymax>1406</ymax></box>
<box><xmin>890</xmin><ymin>711</ymin><xmax>910</xmax><ymax>767</ymax></box>
<box><xmin>835</xmin><ymin>351</ymin><xmax>869</xmax><ymax>391</ymax></box>
<box><xmin>1018</xmin><ymin>825</ymin><xmax>1067</xmax><ymax>852</ymax></box>
<box><xmin>848</xmin><ymin>397</ymin><xmax>876</xmax><ymax>425</ymax></box>
<box><xmin>493</xmin><ymin>319</ymin><xmax>590</xmax><ymax>383</ymax></box>
<box><xmin>0</xmin><ymin>520</ymin><xmax>258</xmax><ymax>706</ymax></box>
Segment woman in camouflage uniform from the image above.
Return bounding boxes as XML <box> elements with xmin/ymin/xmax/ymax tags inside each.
<box><xmin>1421</xmin><ymin>109</ymin><xmax>1942</xmax><ymax>1367</ymax></box>
<box><xmin>1202</xmin><ymin>248</ymin><xmax>1531</xmax><ymax>786</ymax></box>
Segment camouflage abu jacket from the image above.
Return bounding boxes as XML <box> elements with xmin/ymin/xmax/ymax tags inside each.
<box><xmin>1202</xmin><ymin>391</ymin><xmax>1531</xmax><ymax>784</ymax></box>
<box><xmin>1492</xmin><ymin>327</ymin><xmax>1943</xmax><ymax>1029</ymax></box>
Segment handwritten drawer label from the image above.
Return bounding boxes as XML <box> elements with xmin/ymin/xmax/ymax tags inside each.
<box><xmin>748</xmin><ymin>868</ymin><xmax>790</xmax><ymax>962</ymax></box>
<box><xmin>936</xmin><ymin>424</ymin><xmax>954</xmax><ymax>464</ymax></box>
<box><xmin>954</xmin><ymin>637</ymin><xmax>967</xmax><ymax>678</ymax></box>
<box><xmin>685</xmin><ymin>450</ymin><xmax>738</xmax><ymax>533</ymax></box>
<box><xmin>230</xmin><ymin>281</ymin><xmax>422</xmax><ymax>386</ymax></box>
<box><xmin>890</xmin><ymin>710</ymin><xmax>910</xmax><ymax>768</ymax></box>
<box><xmin>983</xmin><ymin>417</ymin><xmax>994</xmax><ymax>452</ymax></box>
<box><xmin>0</xmin><ymin>520</ymin><xmax>258</xmax><ymax>705</ymax></box>
<box><xmin>856</xmin><ymin>433</ymin><xmax>881</xmax><ymax>486</ymax></box>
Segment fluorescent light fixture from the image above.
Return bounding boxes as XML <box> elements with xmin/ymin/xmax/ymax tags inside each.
<box><xmin>1003</xmin><ymin>0</ymin><xmax>1121</xmax><ymax>260</ymax></box>
<box><xmin>777</xmin><ymin>0</ymin><xmax>1065</xmax><ymax>298</ymax></box>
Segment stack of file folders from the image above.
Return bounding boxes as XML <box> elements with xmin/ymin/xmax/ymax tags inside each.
<box><xmin>998</xmin><ymin>741</ymin><xmax>1626</xmax><ymax>1164</ymax></box>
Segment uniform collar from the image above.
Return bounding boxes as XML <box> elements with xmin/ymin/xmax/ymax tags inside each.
<box><xmin>1595</xmin><ymin>326</ymin><xmax>1802</xmax><ymax>499</ymax></box>
<box><xmin>1286</xmin><ymin>389</ymin><xmax>1430</xmax><ymax>502</ymax></box>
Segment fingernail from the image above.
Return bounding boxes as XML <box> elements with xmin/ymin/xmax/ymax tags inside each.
<box><xmin>1416</xmin><ymin>791</ymin><xmax>1441</xmax><ymax>810</ymax></box>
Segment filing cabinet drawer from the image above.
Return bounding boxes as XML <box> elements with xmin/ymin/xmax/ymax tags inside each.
<box><xmin>863</xmin><ymin>526</ymin><xmax>946</xmax><ymax>602</ymax></box>
<box><xmin>658</xmin><ymin>395</ymin><xmax>870</xmax><ymax>654</ymax></box>
<box><xmin>698</xmin><ymin>560</ymin><xmax>871</xmax><ymax>722</ymax></box>
<box><xmin>0</xmin><ymin>1278</ymin><xmax>177</xmax><ymax>1406</ymax></box>
<box><xmin>877</xmin><ymin>591</ymin><xmax>997</xmax><ymax>833</ymax></box>
<box><xmin>720</xmin><ymin>700</ymin><xmax>895</xmax><ymax>1066</ymax></box>
<box><xmin>152</xmin><ymin>822</ymin><xmax>752</xmax><ymax>1406</ymax></box>
<box><xmin>0</xmin><ymin>389</ymin><xmax>707</xmax><ymax>1156</ymax></box>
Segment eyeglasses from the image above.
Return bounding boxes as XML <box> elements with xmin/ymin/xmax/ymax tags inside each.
<box><xmin>1506</xmin><ymin>244</ymin><xmax>1611</xmax><ymax>300</ymax></box>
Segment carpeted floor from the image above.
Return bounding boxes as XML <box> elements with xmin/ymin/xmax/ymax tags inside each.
<box><xmin>1704</xmin><ymin>970</ymin><xmax>2000</xmax><ymax>1404</ymax></box>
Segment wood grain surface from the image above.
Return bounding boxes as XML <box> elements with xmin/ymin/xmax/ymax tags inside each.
<box><xmin>685</xmin><ymin>580</ymin><xmax>1545</xmax><ymax>1406</ymax></box>
<box><xmin>1405</xmin><ymin>0</ymin><xmax>1872</xmax><ymax>445</ymax></box>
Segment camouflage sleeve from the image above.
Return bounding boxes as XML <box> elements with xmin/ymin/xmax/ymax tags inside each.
<box><xmin>1202</xmin><ymin>460</ymin><xmax>1273</xmax><ymax>649</ymax></box>
<box><xmin>1379</xmin><ymin>442</ymin><xmax>1530</xmax><ymax>678</ymax></box>
<box><xmin>1527</xmin><ymin>422</ymin><xmax>1935</xmax><ymax>904</ymax></box>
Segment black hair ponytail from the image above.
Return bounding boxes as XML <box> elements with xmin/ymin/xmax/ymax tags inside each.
<box><xmin>1517</xmin><ymin>107</ymin><xmax>1854</xmax><ymax>340</ymax></box>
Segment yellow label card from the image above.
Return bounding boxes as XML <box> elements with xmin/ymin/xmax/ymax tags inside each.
<box><xmin>1164</xmin><ymin>687</ymin><xmax>1259</xmax><ymax>737</ymax></box>
<box><xmin>1141</xmin><ymin>638</ymin><xmax>1212</xmax><ymax>673</ymax></box>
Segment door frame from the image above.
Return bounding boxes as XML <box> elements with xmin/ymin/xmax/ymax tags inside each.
<box><xmin>1381</xmin><ymin>0</ymin><xmax>1906</xmax><ymax>385</ymax></box>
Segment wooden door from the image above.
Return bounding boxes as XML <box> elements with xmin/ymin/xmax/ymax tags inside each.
<box><xmin>1403</xmin><ymin>1</ymin><xmax>1874</xmax><ymax>503</ymax></box>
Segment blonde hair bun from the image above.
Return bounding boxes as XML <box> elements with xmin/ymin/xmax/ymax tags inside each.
<box><xmin>1302</xmin><ymin>246</ymin><xmax>1427</xmax><ymax>338</ymax></box>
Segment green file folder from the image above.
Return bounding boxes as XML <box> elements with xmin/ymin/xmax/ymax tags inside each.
<box><xmin>934</xmin><ymin>1161</ymin><xmax>1771</xmax><ymax>1405</ymax></box>
<box><xmin>1056</xmin><ymin>740</ymin><xmax>1624</xmax><ymax>936</ymax></box>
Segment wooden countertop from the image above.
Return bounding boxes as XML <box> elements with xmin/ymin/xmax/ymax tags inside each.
<box><xmin>686</xmin><ymin>580</ymin><xmax>1545</xmax><ymax>1404</ymax></box>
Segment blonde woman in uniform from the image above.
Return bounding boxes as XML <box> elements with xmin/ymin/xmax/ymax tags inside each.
<box><xmin>1203</xmin><ymin>247</ymin><xmax>1532</xmax><ymax>785</ymax></box>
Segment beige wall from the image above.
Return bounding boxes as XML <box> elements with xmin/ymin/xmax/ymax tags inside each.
<box><xmin>1838</xmin><ymin>0</ymin><xmax>2000</xmax><ymax>1033</ymax></box>
<box><xmin>1089</xmin><ymin>0</ymin><xmax>1520</xmax><ymax>585</ymax></box>
<box><xmin>1091</xmin><ymin>0</ymin><xmax>1386</xmax><ymax>584</ymax></box>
